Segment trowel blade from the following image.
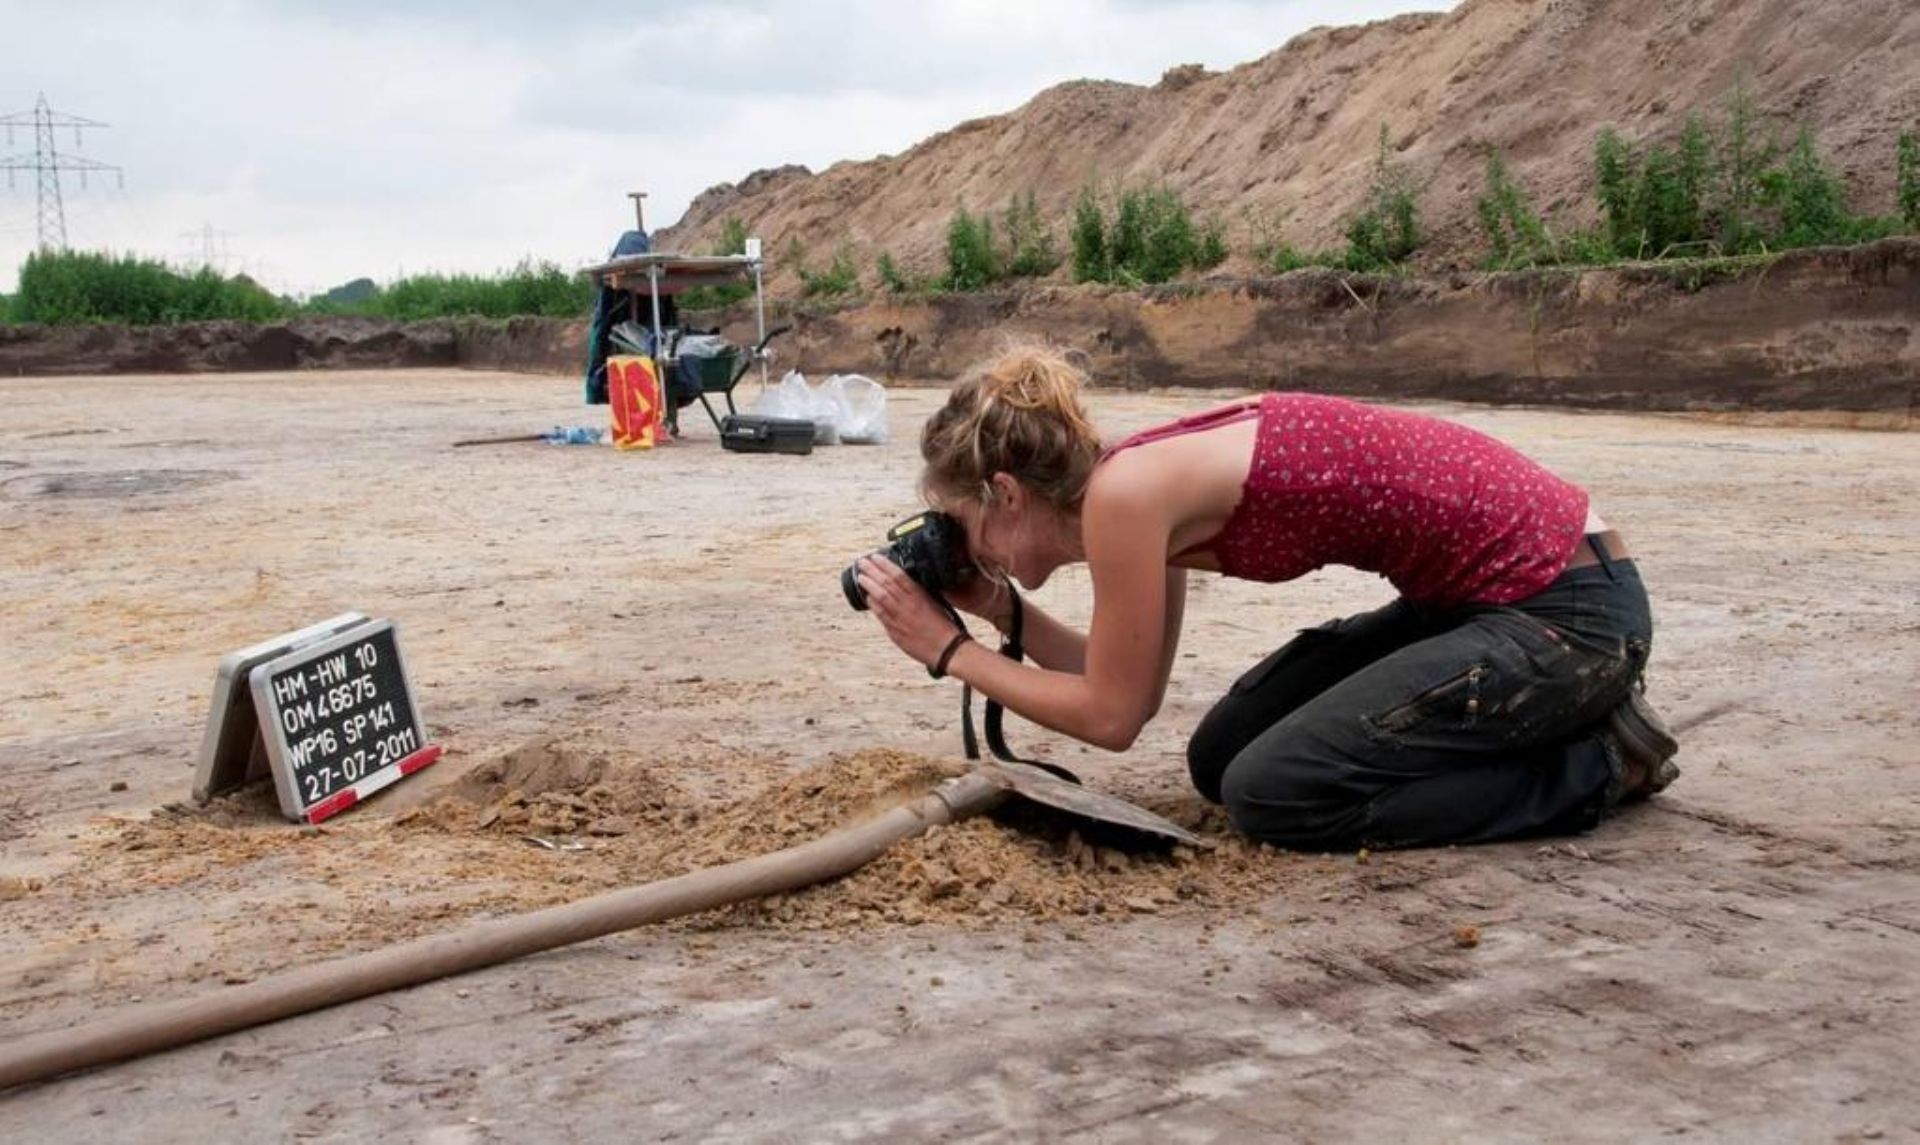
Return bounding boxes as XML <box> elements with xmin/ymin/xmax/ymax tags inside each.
<box><xmin>981</xmin><ymin>760</ymin><xmax>1209</xmax><ymax>848</ymax></box>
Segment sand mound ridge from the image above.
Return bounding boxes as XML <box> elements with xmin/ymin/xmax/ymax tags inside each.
<box><xmin>661</xmin><ymin>0</ymin><xmax>1920</xmax><ymax>284</ymax></box>
<box><xmin>422</xmin><ymin>740</ymin><xmax>1314</xmax><ymax>930</ymax></box>
<box><xmin>82</xmin><ymin>740</ymin><xmax>1319</xmax><ymax>941</ymax></box>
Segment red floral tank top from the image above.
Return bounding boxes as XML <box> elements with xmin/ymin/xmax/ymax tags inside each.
<box><xmin>1102</xmin><ymin>393</ymin><xmax>1590</xmax><ymax>605</ymax></box>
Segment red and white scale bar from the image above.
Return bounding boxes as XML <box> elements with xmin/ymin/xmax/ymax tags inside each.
<box><xmin>304</xmin><ymin>745</ymin><xmax>445</xmax><ymax>824</ymax></box>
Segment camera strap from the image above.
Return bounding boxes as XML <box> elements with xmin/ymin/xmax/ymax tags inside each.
<box><xmin>941</xmin><ymin>590</ymin><xmax>1082</xmax><ymax>785</ymax></box>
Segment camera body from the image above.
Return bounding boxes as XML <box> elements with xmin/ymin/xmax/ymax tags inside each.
<box><xmin>842</xmin><ymin>511</ymin><xmax>971</xmax><ymax>611</ymax></box>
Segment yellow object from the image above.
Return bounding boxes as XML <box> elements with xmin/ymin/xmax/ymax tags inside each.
<box><xmin>607</xmin><ymin>355</ymin><xmax>665</xmax><ymax>450</ymax></box>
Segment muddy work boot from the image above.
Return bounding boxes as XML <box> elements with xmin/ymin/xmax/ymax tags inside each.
<box><xmin>1601</xmin><ymin>690</ymin><xmax>1681</xmax><ymax>805</ymax></box>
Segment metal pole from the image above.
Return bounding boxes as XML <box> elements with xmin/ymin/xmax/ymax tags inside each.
<box><xmin>753</xmin><ymin>258</ymin><xmax>769</xmax><ymax>388</ymax></box>
<box><xmin>647</xmin><ymin>262</ymin><xmax>668</xmax><ymax>432</ymax></box>
<box><xmin>647</xmin><ymin>264</ymin><xmax>665</xmax><ymax>348</ymax></box>
<box><xmin>628</xmin><ymin>191</ymin><xmax>647</xmax><ymax>233</ymax></box>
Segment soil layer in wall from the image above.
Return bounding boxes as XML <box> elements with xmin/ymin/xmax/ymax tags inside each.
<box><xmin>2</xmin><ymin>241</ymin><xmax>1915</xmax><ymax>418</ymax></box>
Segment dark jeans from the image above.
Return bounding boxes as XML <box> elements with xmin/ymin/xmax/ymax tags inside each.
<box><xmin>1186</xmin><ymin>554</ymin><xmax>1654</xmax><ymax>851</ymax></box>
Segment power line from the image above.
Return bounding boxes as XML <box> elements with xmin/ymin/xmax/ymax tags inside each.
<box><xmin>0</xmin><ymin>93</ymin><xmax>124</xmax><ymax>252</ymax></box>
<box><xmin>179</xmin><ymin>222</ymin><xmax>235</xmax><ymax>272</ymax></box>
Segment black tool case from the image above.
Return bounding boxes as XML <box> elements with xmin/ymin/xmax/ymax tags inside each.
<box><xmin>719</xmin><ymin>415</ymin><xmax>816</xmax><ymax>455</ymax></box>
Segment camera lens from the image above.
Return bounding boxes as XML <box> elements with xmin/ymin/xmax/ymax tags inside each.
<box><xmin>841</xmin><ymin>563</ymin><xmax>869</xmax><ymax>611</ymax></box>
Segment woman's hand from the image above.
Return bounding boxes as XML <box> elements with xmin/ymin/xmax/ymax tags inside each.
<box><xmin>856</xmin><ymin>555</ymin><xmax>967</xmax><ymax>669</ymax></box>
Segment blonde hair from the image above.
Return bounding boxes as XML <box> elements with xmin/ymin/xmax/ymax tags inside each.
<box><xmin>919</xmin><ymin>343</ymin><xmax>1102</xmax><ymax>513</ymax></box>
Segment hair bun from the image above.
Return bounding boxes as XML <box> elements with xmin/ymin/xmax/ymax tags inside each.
<box><xmin>979</xmin><ymin>346</ymin><xmax>1096</xmax><ymax>441</ymax></box>
<box><xmin>919</xmin><ymin>342</ymin><xmax>1103</xmax><ymax>513</ymax></box>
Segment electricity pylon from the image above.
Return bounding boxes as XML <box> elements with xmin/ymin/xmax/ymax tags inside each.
<box><xmin>1</xmin><ymin>93</ymin><xmax>124</xmax><ymax>252</ymax></box>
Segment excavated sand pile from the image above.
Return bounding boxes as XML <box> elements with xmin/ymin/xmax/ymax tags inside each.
<box><xmin>79</xmin><ymin>741</ymin><xmax>1316</xmax><ymax>943</ymax></box>
<box><xmin>659</xmin><ymin>0</ymin><xmax>1920</xmax><ymax>285</ymax></box>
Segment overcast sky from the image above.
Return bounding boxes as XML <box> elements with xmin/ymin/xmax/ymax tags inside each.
<box><xmin>1</xmin><ymin>0</ymin><xmax>1446</xmax><ymax>297</ymax></box>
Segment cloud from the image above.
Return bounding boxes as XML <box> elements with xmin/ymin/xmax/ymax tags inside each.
<box><xmin>0</xmin><ymin>0</ymin><xmax>1450</xmax><ymax>295</ymax></box>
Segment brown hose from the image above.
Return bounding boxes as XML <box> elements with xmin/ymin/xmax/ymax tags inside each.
<box><xmin>0</xmin><ymin>770</ymin><xmax>1007</xmax><ymax>1091</ymax></box>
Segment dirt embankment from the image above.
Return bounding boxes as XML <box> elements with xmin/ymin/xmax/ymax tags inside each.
<box><xmin>778</xmin><ymin>240</ymin><xmax>1920</xmax><ymax>416</ymax></box>
<box><xmin>0</xmin><ymin>316</ymin><xmax>465</xmax><ymax>376</ymax></box>
<box><xmin>0</xmin><ymin>315</ymin><xmax>592</xmax><ymax>379</ymax></box>
<box><xmin>657</xmin><ymin>0</ymin><xmax>1920</xmax><ymax>288</ymax></box>
<box><xmin>3</xmin><ymin>240</ymin><xmax>1914</xmax><ymax>416</ymax></box>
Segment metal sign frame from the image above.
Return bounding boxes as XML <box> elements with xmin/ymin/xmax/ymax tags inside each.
<box><xmin>193</xmin><ymin>612</ymin><xmax>372</xmax><ymax>805</ymax></box>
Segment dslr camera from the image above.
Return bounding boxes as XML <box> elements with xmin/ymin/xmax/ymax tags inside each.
<box><xmin>842</xmin><ymin>511</ymin><xmax>971</xmax><ymax>611</ymax></box>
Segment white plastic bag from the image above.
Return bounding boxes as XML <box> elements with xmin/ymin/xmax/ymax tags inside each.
<box><xmin>752</xmin><ymin>371</ymin><xmax>841</xmax><ymax>445</ymax></box>
<box><xmin>753</xmin><ymin>370</ymin><xmax>815</xmax><ymax>421</ymax></box>
<box><xmin>804</xmin><ymin>383</ymin><xmax>842</xmax><ymax>446</ymax></box>
<box><xmin>824</xmin><ymin>374</ymin><xmax>889</xmax><ymax>444</ymax></box>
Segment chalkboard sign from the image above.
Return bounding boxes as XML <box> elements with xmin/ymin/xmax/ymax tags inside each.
<box><xmin>242</xmin><ymin>618</ymin><xmax>441</xmax><ymax>823</ymax></box>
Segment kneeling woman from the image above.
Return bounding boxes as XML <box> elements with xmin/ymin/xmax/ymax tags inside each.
<box><xmin>855</xmin><ymin>347</ymin><xmax>1679</xmax><ymax>851</ymax></box>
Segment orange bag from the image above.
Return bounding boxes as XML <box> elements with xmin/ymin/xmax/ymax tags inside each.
<box><xmin>607</xmin><ymin>355</ymin><xmax>666</xmax><ymax>450</ymax></box>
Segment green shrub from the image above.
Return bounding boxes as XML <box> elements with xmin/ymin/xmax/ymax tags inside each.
<box><xmin>797</xmin><ymin>245</ymin><xmax>860</xmax><ymax>299</ymax></box>
<box><xmin>1071</xmin><ymin>186</ymin><xmax>1108</xmax><ymax>283</ymax></box>
<box><xmin>0</xmin><ymin>293</ymin><xmax>11</xmax><ymax>323</ymax></box>
<box><xmin>1342</xmin><ymin>127</ymin><xmax>1422</xmax><ymax>271</ymax></box>
<box><xmin>1595</xmin><ymin>127</ymin><xmax>1638</xmax><ymax>254</ymax></box>
<box><xmin>1763</xmin><ymin>126</ymin><xmax>1856</xmax><ymax>247</ymax></box>
<box><xmin>1712</xmin><ymin>86</ymin><xmax>1778</xmax><ymax>253</ymax></box>
<box><xmin>1136</xmin><ymin>186</ymin><xmax>1197</xmax><ymax>283</ymax></box>
<box><xmin>1194</xmin><ymin>215</ymin><xmax>1229</xmax><ymax>270</ymax></box>
<box><xmin>368</xmin><ymin>259</ymin><xmax>590</xmax><ymax>321</ymax></box>
<box><xmin>1594</xmin><ymin>130</ymin><xmax>1709</xmax><ymax>259</ymax></box>
<box><xmin>13</xmin><ymin>250</ymin><xmax>289</xmax><ymax>324</ymax></box>
<box><xmin>1069</xmin><ymin>182</ymin><xmax>1219</xmax><ymax>285</ymax></box>
<box><xmin>944</xmin><ymin>207</ymin><xmax>999</xmax><ymax>291</ymax></box>
<box><xmin>1246</xmin><ymin>208</ymin><xmax>1340</xmax><ymax>274</ymax></box>
<box><xmin>1898</xmin><ymin>132</ymin><xmax>1919</xmax><ymax>231</ymax></box>
<box><xmin>1003</xmin><ymin>191</ymin><xmax>1061</xmax><ymax>278</ymax></box>
<box><xmin>1476</xmin><ymin>152</ymin><xmax>1553</xmax><ymax>268</ymax></box>
<box><xmin>875</xmin><ymin>251</ymin><xmax>940</xmax><ymax>295</ymax></box>
<box><xmin>1550</xmin><ymin>227</ymin><xmax>1619</xmax><ymax>267</ymax></box>
<box><xmin>1671</xmin><ymin>115</ymin><xmax>1714</xmax><ymax>248</ymax></box>
<box><xmin>1262</xmin><ymin>243</ymin><xmax>1344</xmax><ymax>273</ymax></box>
<box><xmin>1108</xmin><ymin>190</ymin><xmax>1146</xmax><ymax>280</ymax></box>
<box><xmin>680</xmin><ymin>216</ymin><xmax>755</xmax><ymax>310</ymax></box>
<box><xmin>1633</xmin><ymin>143</ymin><xmax>1698</xmax><ymax>256</ymax></box>
<box><xmin>1587</xmin><ymin>91</ymin><xmax>1904</xmax><ymax>260</ymax></box>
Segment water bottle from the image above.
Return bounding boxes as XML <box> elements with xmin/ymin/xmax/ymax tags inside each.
<box><xmin>544</xmin><ymin>426</ymin><xmax>604</xmax><ymax>445</ymax></box>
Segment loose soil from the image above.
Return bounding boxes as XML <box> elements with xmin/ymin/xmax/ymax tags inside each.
<box><xmin>1</xmin><ymin>370</ymin><xmax>1916</xmax><ymax>1141</ymax></box>
<box><xmin>74</xmin><ymin>743</ymin><xmax>1300</xmax><ymax>952</ymax></box>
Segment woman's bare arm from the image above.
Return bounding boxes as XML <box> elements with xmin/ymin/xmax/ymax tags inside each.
<box><xmin>970</xmin><ymin>590</ymin><xmax>1087</xmax><ymax>673</ymax></box>
<box><xmin>943</xmin><ymin>468</ymin><xmax>1181</xmax><ymax>750</ymax></box>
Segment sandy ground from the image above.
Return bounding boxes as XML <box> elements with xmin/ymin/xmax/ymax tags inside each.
<box><xmin>1</xmin><ymin>368</ymin><xmax>1916</xmax><ymax>1141</ymax></box>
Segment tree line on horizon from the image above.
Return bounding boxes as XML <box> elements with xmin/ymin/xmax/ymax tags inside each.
<box><xmin>0</xmin><ymin>253</ymin><xmax>593</xmax><ymax>326</ymax></box>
